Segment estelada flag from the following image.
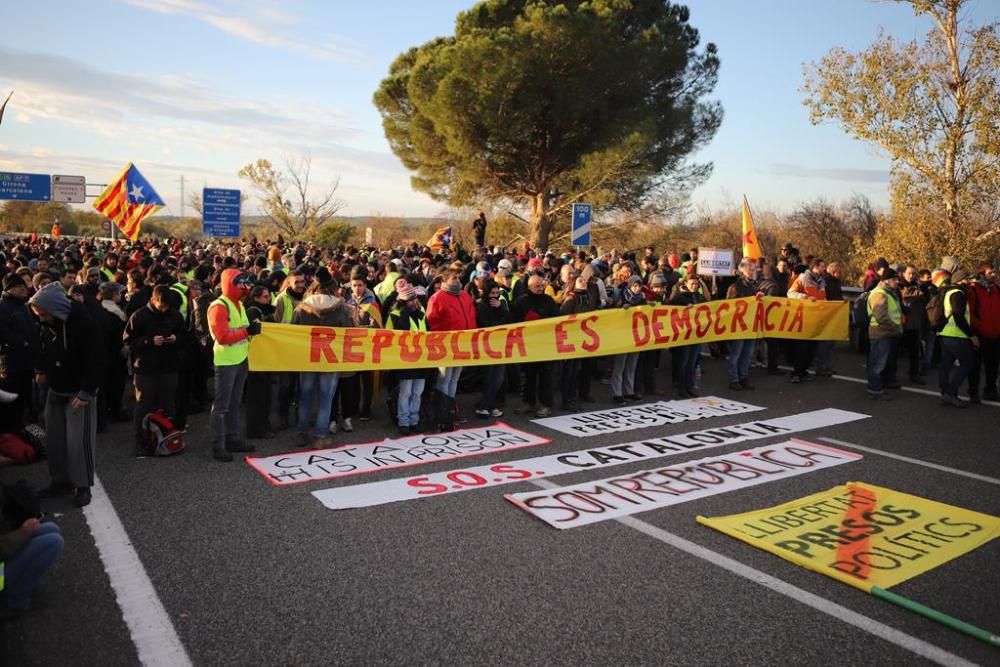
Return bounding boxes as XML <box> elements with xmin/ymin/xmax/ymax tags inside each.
<box><xmin>93</xmin><ymin>163</ymin><xmax>165</xmax><ymax>241</ymax></box>
<box><xmin>427</xmin><ymin>226</ymin><xmax>453</xmax><ymax>249</ymax></box>
<box><xmin>741</xmin><ymin>195</ymin><xmax>762</xmax><ymax>261</ymax></box>
<box><xmin>698</xmin><ymin>481</ymin><xmax>1000</xmax><ymax>592</ymax></box>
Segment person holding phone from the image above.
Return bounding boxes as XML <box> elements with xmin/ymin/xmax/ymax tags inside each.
<box><xmin>123</xmin><ymin>284</ymin><xmax>187</xmax><ymax>456</ymax></box>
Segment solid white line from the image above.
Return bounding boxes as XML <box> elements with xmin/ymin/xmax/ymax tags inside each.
<box><xmin>84</xmin><ymin>476</ymin><xmax>192</xmax><ymax>667</ymax></box>
<box><xmin>818</xmin><ymin>437</ymin><xmax>1000</xmax><ymax>486</ymax></box>
<box><xmin>531</xmin><ymin>480</ymin><xmax>976</xmax><ymax>667</ymax></box>
<box><xmin>776</xmin><ymin>364</ymin><xmax>1000</xmax><ymax>407</ymax></box>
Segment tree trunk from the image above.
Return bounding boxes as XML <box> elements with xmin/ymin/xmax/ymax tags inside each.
<box><xmin>530</xmin><ymin>191</ymin><xmax>552</xmax><ymax>250</ymax></box>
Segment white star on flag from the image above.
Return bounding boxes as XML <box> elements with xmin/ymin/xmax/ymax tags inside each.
<box><xmin>129</xmin><ymin>183</ymin><xmax>144</xmax><ymax>201</ymax></box>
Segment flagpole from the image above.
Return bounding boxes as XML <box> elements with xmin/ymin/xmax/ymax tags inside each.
<box><xmin>871</xmin><ymin>586</ymin><xmax>1000</xmax><ymax>647</ymax></box>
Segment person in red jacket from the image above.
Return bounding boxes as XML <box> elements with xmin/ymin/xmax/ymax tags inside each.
<box><xmin>968</xmin><ymin>262</ymin><xmax>1000</xmax><ymax>402</ymax></box>
<box><xmin>426</xmin><ymin>269</ymin><xmax>476</xmax><ymax>431</ymax></box>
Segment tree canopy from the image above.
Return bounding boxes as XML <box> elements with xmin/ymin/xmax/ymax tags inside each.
<box><xmin>374</xmin><ymin>0</ymin><xmax>722</xmax><ymax>248</ymax></box>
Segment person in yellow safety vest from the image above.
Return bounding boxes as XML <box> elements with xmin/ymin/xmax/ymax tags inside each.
<box><xmin>866</xmin><ymin>268</ymin><xmax>903</xmax><ymax>400</ymax></box>
<box><xmin>100</xmin><ymin>253</ymin><xmax>119</xmax><ymax>282</ymax></box>
<box><xmin>206</xmin><ymin>269</ymin><xmax>259</xmax><ymax>462</ymax></box>
<box><xmin>0</xmin><ymin>515</ymin><xmax>64</xmax><ymax>618</ymax></box>
<box><xmin>169</xmin><ymin>281</ymin><xmax>189</xmax><ymax>323</ymax></box>
<box><xmin>271</xmin><ymin>272</ymin><xmax>307</xmax><ymax>430</ymax></box>
<box><xmin>938</xmin><ymin>270</ymin><xmax>979</xmax><ymax>408</ymax></box>
<box><xmin>389</xmin><ymin>283</ymin><xmax>428</xmax><ymax>435</ymax></box>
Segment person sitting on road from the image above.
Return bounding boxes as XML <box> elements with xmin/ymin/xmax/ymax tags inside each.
<box><xmin>0</xmin><ymin>514</ymin><xmax>64</xmax><ymax>619</ymax></box>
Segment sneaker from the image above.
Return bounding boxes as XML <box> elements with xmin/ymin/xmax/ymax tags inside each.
<box><xmin>490</xmin><ymin>408</ymin><xmax>504</xmax><ymax>418</ymax></box>
<box><xmin>475</xmin><ymin>408</ymin><xmax>490</xmax><ymax>418</ymax></box>
<box><xmin>73</xmin><ymin>487</ymin><xmax>92</xmax><ymax>508</ymax></box>
<box><xmin>398</xmin><ymin>425</ymin><xmax>411</xmax><ymax>436</ymax></box>
<box><xmin>535</xmin><ymin>406</ymin><xmax>552</xmax><ymax>418</ymax></box>
<box><xmin>341</xmin><ymin>418</ymin><xmax>353</xmax><ymax>432</ymax></box>
<box><xmin>213</xmin><ymin>448</ymin><xmax>234</xmax><ymax>462</ymax></box>
<box><xmin>941</xmin><ymin>394</ymin><xmax>967</xmax><ymax>408</ymax></box>
<box><xmin>328</xmin><ymin>421</ymin><xmax>338</xmax><ymax>434</ymax></box>
<box><xmin>359</xmin><ymin>414</ymin><xmax>371</xmax><ymax>422</ymax></box>
<box><xmin>39</xmin><ymin>482</ymin><xmax>75</xmax><ymax>498</ymax></box>
<box><xmin>313</xmin><ymin>436</ymin><xmax>334</xmax><ymax>450</ymax></box>
<box><xmin>790</xmin><ymin>375</ymin><xmax>801</xmax><ymax>384</ymax></box>
<box><xmin>884</xmin><ymin>381</ymin><xmax>902</xmax><ymax>389</ymax></box>
<box><xmin>739</xmin><ymin>379</ymin><xmax>755</xmax><ymax>390</ymax></box>
<box><xmin>728</xmin><ymin>381</ymin><xmax>742</xmax><ymax>391</ymax></box>
<box><xmin>0</xmin><ymin>389</ymin><xmax>18</xmax><ymax>404</ymax></box>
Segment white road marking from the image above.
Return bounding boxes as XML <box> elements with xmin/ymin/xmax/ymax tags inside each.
<box><xmin>531</xmin><ymin>479</ymin><xmax>977</xmax><ymax>667</ymax></box>
<box><xmin>818</xmin><ymin>437</ymin><xmax>1000</xmax><ymax>487</ymax></box>
<box><xmin>776</xmin><ymin>364</ymin><xmax>1000</xmax><ymax>407</ymax></box>
<box><xmin>84</xmin><ymin>476</ymin><xmax>192</xmax><ymax>667</ymax></box>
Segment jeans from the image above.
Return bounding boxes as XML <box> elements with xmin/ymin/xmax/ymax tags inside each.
<box><xmin>297</xmin><ymin>372</ymin><xmax>339</xmax><ymax>437</ymax></box>
<box><xmin>727</xmin><ymin>339</ymin><xmax>756</xmax><ymax>382</ymax></box>
<box><xmin>939</xmin><ymin>337</ymin><xmax>974</xmax><ymax>397</ymax></box>
<box><xmin>436</xmin><ymin>366</ymin><xmax>462</xmax><ymax>398</ymax></box>
<box><xmin>0</xmin><ymin>522</ymin><xmax>64</xmax><ymax>609</ymax></box>
<box><xmin>523</xmin><ymin>362</ymin><xmax>553</xmax><ymax>407</ymax></box>
<box><xmin>674</xmin><ymin>344</ymin><xmax>701</xmax><ymax>393</ymax></box>
<box><xmin>397</xmin><ymin>378</ymin><xmax>425</xmax><ymax>427</ymax></box>
<box><xmin>815</xmin><ymin>340</ymin><xmax>833</xmax><ymax>371</ymax></box>
<box><xmin>477</xmin><ymin>365</ymin><xmax>506</xmax><ymax>411</ymax></box>
<box><xmin>210</xmin><ymin>361</ymin><xmax>248</xmax><ymax>450</ymax></box>
<box><xmin>611</xmin><ymin>353</ymin><xmax>638</xmax><ymax>397</ymax></box>
<box><xmin>867</xmin><ymin>336</ymin><xmax>895</xmax><ymax>394</ymax></box>
<box><xmin>920</xmin><ymin>328</ymin><xmax>936</xmax><ymax>374</ymax></box>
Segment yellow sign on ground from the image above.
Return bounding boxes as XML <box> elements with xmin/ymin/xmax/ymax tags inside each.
<box><xmin>250</xmin><ymin>296</ymin><xmax>847</xmax><ymax>372</ymax></box>
<box><xmin>697</xmin><ymin>482</ymin><xmax>1000</xmax><ymax>592</ymax></box>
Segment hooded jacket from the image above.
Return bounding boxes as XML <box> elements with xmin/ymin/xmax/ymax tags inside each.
<box><xmin>291</xmin><ymin>294</ymin><xmax>352</xmax><ymax>328</ymax></box>
<box><xmin>427</xmin><ymin>288</ymin><xmax>477</xmax><ymax>332</ymax></box>
<box><xmin>0</xmin><ymin>288</ymin><xmax>40</xmax><ymax>374</ymax></box>
<box><xmin>28</xmin><ymin>284</ymin><xmax>105</xmax><ymax>399</ymax></box>
<box><xmin>968</xmin><ymin>281</ymin><xmax>1000</xmax><ymax>339</ymax></box>
<box><xmin>208</xmin><ymin>269</ymin><xmax>251</xmax><ymax>346</ymax></box>
<box><xmin>123</xmin><ymin>301</ymin><xmax>187</xmax><ymax>375</ymax></box>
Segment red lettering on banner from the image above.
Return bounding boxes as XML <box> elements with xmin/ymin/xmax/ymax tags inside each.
<box><xmin>399</xmin><ymin>332</ymin><xmax>422</xmax><ymax>362</ymax></box>
<box><xmin>555</xmin><ymin>316</ymin><xmax>576</xmax><ymax>353</ymax></box>
<box><xmin>342</xmin><ymin>328</ymin><xmax>365</xmax><ymax>363</ymax></box>
<box><xmin>732</xmin><ymin>300</ymin><xmax>749</xmax><ymax>332</ymax></box>
<box><xmin>482</xmin><ymin>329</ymin><xmax>503</xmax><ymax>359</ymax></box>
<box><xmin>671</xmin><ymin>308</ymin><xmax>693</xmax><ymax>341</ymax></box>
<box><xmin>505</xmin><ymin>327</ymin><xmax>527</xmax><ymax>358</ymax></box>
<box><xmin>651</xmin><ymin>308</ymin><xmax>669</xmax><ymax>344</ymax></box>
<box><xmin>694</xmin><ymin>304</ymin><xmax>712</xmax><ymax>337</ymax></box>
<box><xmin>632</xmin><ymin>311</ymin><xmax>650</xmax><ymax>346</ymax></box>
<box><xmin>752</xmin><ymin>298</ymin><xmax>765</xmax><ymax>332</ymax></box>
<box><xmin>450</xmin><ymin>332</ymin><xmax>471</xmax><ymax>360</ymax></box>
<box><xmin>580</xmin><ymin>316</ymin><xmax>600</xmax><ymax>352</ymax></box>
<box><xmin>765</xmin><ymin>301</ymin><xmax>781</xmax><ymax>332</ymax></box>
<box><xmin>470</xmin><ymin>330</ymin><xmax>482</xmax><ymax>360</ymax></box>
<box><xmin>788</xmin><ymin>304</ymin><xmax>805</xmax><ymax>333</ymax></box>
<box><xmin>425</xmin><ymin>333</ymin><xmax>447</xmax><ymax>362</ymax></box>
<box><xmin>714</xmin><ymin>302</ymin><xmax>730</xmax><ymax>335</ymax></box>
<box><xmin>371</xmin><ymin>329</ymin><xmax>393</xmax><ymax>363</ymax></box>
<box><xmin>310</xmin><ymin>328</ymin><xmax>338</xmax><ymax>363</ymax></box>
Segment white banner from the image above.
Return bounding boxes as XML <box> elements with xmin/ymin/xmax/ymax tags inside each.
<box><xmin>246</xmin><ymin>422</ymin><xmax>550</xmax><ymax>486</ymax></box>
<box><xmin>697</xmin><ymin>247</ymin><xmax>734</xmax><ymax>276</ymax></box>
<box><xmin>505</xmin><ymin>439</ymin><xmax>863</xmax><ymax>529</ymax></box>
<box><xmin>531</xmin><ymin>396</ymin><xmax>764</xmax><ymax>436</ymax></box>
<box><xmin>311</xmin><ymin>409</ymin><xmax>869</xmax><ymax>510</ymax></box>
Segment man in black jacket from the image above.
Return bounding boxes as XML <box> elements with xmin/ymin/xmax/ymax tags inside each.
<box><xmin>123</xmin><ymin>285</ymin><xmax>187</xmax><ymax>455</ymax></box>
<box><xmin>28</xmin><ymin>284</ymin><xmax>105</xmax><ymax>508</ymax></box>
<box><xmin>511</xmin><ymin>275</ymin><xmax>559</xmax><ymax>416</ymax></box>
<box><xmin>0</xmin><ymin>274</ymin><xmax>39</xmax><ymax>432</ymax></box>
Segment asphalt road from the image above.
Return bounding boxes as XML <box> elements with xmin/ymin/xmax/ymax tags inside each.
<box><xmin>2</xmin><ymin>344</ymin><xmax>998</xmax><ymax>666</ymax></box>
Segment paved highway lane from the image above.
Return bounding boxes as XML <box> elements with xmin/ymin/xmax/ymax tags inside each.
<box><xmin>3</xmin><ymin>345</ymin><xmax>998</xmax><ymax>666</ymax></box>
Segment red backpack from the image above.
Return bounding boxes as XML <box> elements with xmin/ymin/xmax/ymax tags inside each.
<box><xmin>141</xmin><ymin>410</ymin><xmax>186</xmax><ymax>456</ymax></box>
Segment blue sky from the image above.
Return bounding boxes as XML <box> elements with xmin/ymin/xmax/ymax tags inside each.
<box><xmin>1</xmin><ymin>0</ymin><xmax>997</xmax><ymax>220</ymax></box>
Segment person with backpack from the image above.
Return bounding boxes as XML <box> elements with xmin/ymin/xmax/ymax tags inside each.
<box><xmin>865</xmin><ymin>269</ymin><xmax>904</xmax><ymax>400</ymax></box>
<box><xmin>938</xmin><ymin>271</ymin><xmax>979</xmax><ymax>407</ymax></box>
<box><xmin>123</xmin><ymin>284</ymin><xmax>188</xmax><ymax>456</ymax></box>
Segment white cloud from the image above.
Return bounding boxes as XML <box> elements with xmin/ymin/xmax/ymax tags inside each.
<box><xmin>122</xmin><ymin>0</ymin><xmax>359</xmax><ymax>62</ymax></box>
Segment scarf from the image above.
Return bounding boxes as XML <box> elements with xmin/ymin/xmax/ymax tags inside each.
<box><xmin>442</xmin><ymin>282</ymin><xmax>462</xmax><ymax>296</ymax></box>
<box><xmin>101</xmin><ymin>299</ymin><xmax>127</xmax><ymax>323</ymax></box>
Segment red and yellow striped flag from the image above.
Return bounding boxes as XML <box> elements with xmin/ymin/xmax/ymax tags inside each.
<box><xmin>93</xmin><ymin>162</ymin><xmax>164</xmax><ymax>240</ymax></box>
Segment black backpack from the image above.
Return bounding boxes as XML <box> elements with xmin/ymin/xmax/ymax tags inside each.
<box><xmin>851</xmin><ymin>290</ymin><xmax>872</xmax><ymax>327</ymax></box>
<box><xmin>925</xmin><ymin>287</ymin><xmax>948</xmax><ymax>332</ymax></box>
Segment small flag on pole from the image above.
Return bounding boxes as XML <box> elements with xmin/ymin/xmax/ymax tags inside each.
<box><xmin>0</xmin><ymin>90</ymin><xmax>13</xmax><ymax>127</ymax></box>
<box><xmin>741</xmin><ymin>195</ymin><xmax>762</xmax><ymax>260</ymax></box>
<box><xmin>93</xmin><ymin>163</ymin><xmax>165</xmax><ymax>241</ymax></box>
<box><xmin>427</xmin><ymin>226</ymin><xmax>453</xmax><ymax>249</ymax></box>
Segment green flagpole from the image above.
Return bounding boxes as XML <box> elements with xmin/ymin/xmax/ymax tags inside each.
<box><xmin>871</xmin><ymin>586</ymin><xmax>1000</xmax><ymax>647</ymax></box>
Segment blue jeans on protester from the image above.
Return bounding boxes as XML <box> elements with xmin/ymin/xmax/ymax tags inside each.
<box><xmin>298</xmin><ymin>372</ymin><xmax>339</xmax><ymax>437</ymax></box>
<box><xmin>0</xmin><ymin>521</ymin><xmax>64</xmax><ymax>610</ymax></box>
<box><xmin>675</xmin><ymin>344</ymin><xmax>702</xmax><ymax>393</ymax></box>
<box><xmin>436</xmin><ymin>366</ymin><xmax>462</xmax><ymax>398</ymax></box>
<box><xmin>396</xmin><ymin>378</ymin><xmax>425</xmax><ymax>427</ymax></box>
<box><xmin>867</xmin><ymin>336</ymin><xmax>895</xmax><ymax>394</ymax></box>
<box><xmin>938</xmin><ymin>337</ymin><xmax>974</xmax><ymax>397</ymax></box>
<box><xmin>727</xmin><ymin>339</ymin><xmax>756</xmax><ymax>382</ymax></box>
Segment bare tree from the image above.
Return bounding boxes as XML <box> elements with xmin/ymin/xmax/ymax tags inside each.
<box><xmin>238</xmin><ymin>154</ymin><xmax>346</xmax><ymax>238</ymax></box>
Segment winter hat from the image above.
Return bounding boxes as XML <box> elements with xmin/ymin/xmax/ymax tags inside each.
<box><xmin>940</xmin><ymin>256</ymin><xmax>960</xmax><ymax>274</ymax></box>
<box><xmin>951</xmin><ymin>270</ymin><xmax>969</xmax><ymax>284</ymax></box>
<box><xmin>497</xmin><ymin>259</ymin><xmax>512</xmax><ymax>271</ymax></box>
<box><xmin>881</xmin><ymin>268</ymin><xmax>897</xmax><ymax>281</ymax></box>
<box><xmin>396</xmin><ymin>283</ymin><xmax>417</xmax><ymax>301</ymax></box>
<box><xmin>627</xmin><ymin>275</ymin><xmax>643</xmax><ymax>287</ymax></box>
<box><xmin>649</xmin><ymin>272</ymin><xmax>668</xmax><ymax>287</ymax></box>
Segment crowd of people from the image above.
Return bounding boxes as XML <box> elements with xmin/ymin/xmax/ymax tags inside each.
<box><xmin>0</xmin><ymin>226</ymin><xmax>997</xmax><ymax>617</ymax></box>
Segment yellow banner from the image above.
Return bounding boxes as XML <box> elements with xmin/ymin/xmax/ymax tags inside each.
<box><xmin>697</xmin><ymin>482</ymin><xmax>1000</xmax><ymax>592</ymax></box>
<box><xmin>249</xmin><ymin>296</ymin><xmax>847</xmax><ymax>373</ymax></box>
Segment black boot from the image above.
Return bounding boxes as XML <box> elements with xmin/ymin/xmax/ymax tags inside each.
<box><xmin>433</xmin><ymin>391</ymin><xmax>449</xmax><ymax>432</ymax></box>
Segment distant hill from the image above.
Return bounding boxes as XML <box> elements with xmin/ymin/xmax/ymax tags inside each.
<box><xmin>153</xmin><ymin>215</ymin><xmax>444</xmax><ymax>228</ymax></box>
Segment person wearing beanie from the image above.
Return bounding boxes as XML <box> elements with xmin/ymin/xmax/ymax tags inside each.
<box><xmin>389</xmin><ymin>284</ymin><xmax>428</xmax><ymax>435</ymax></box>
<box><xmin>865</xmin><ymin>268</ymin><xmax>903</xmax><ymax>400</ymax></box>
<box><xmin>28</xmin><ymin>284</ymin><xmax>105</xmax><ymax>507</ymax></box>
<box><xmin>938</xmin><ymin>269</ymin><xmax>978</xmax><ymax>407</ymax></box>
